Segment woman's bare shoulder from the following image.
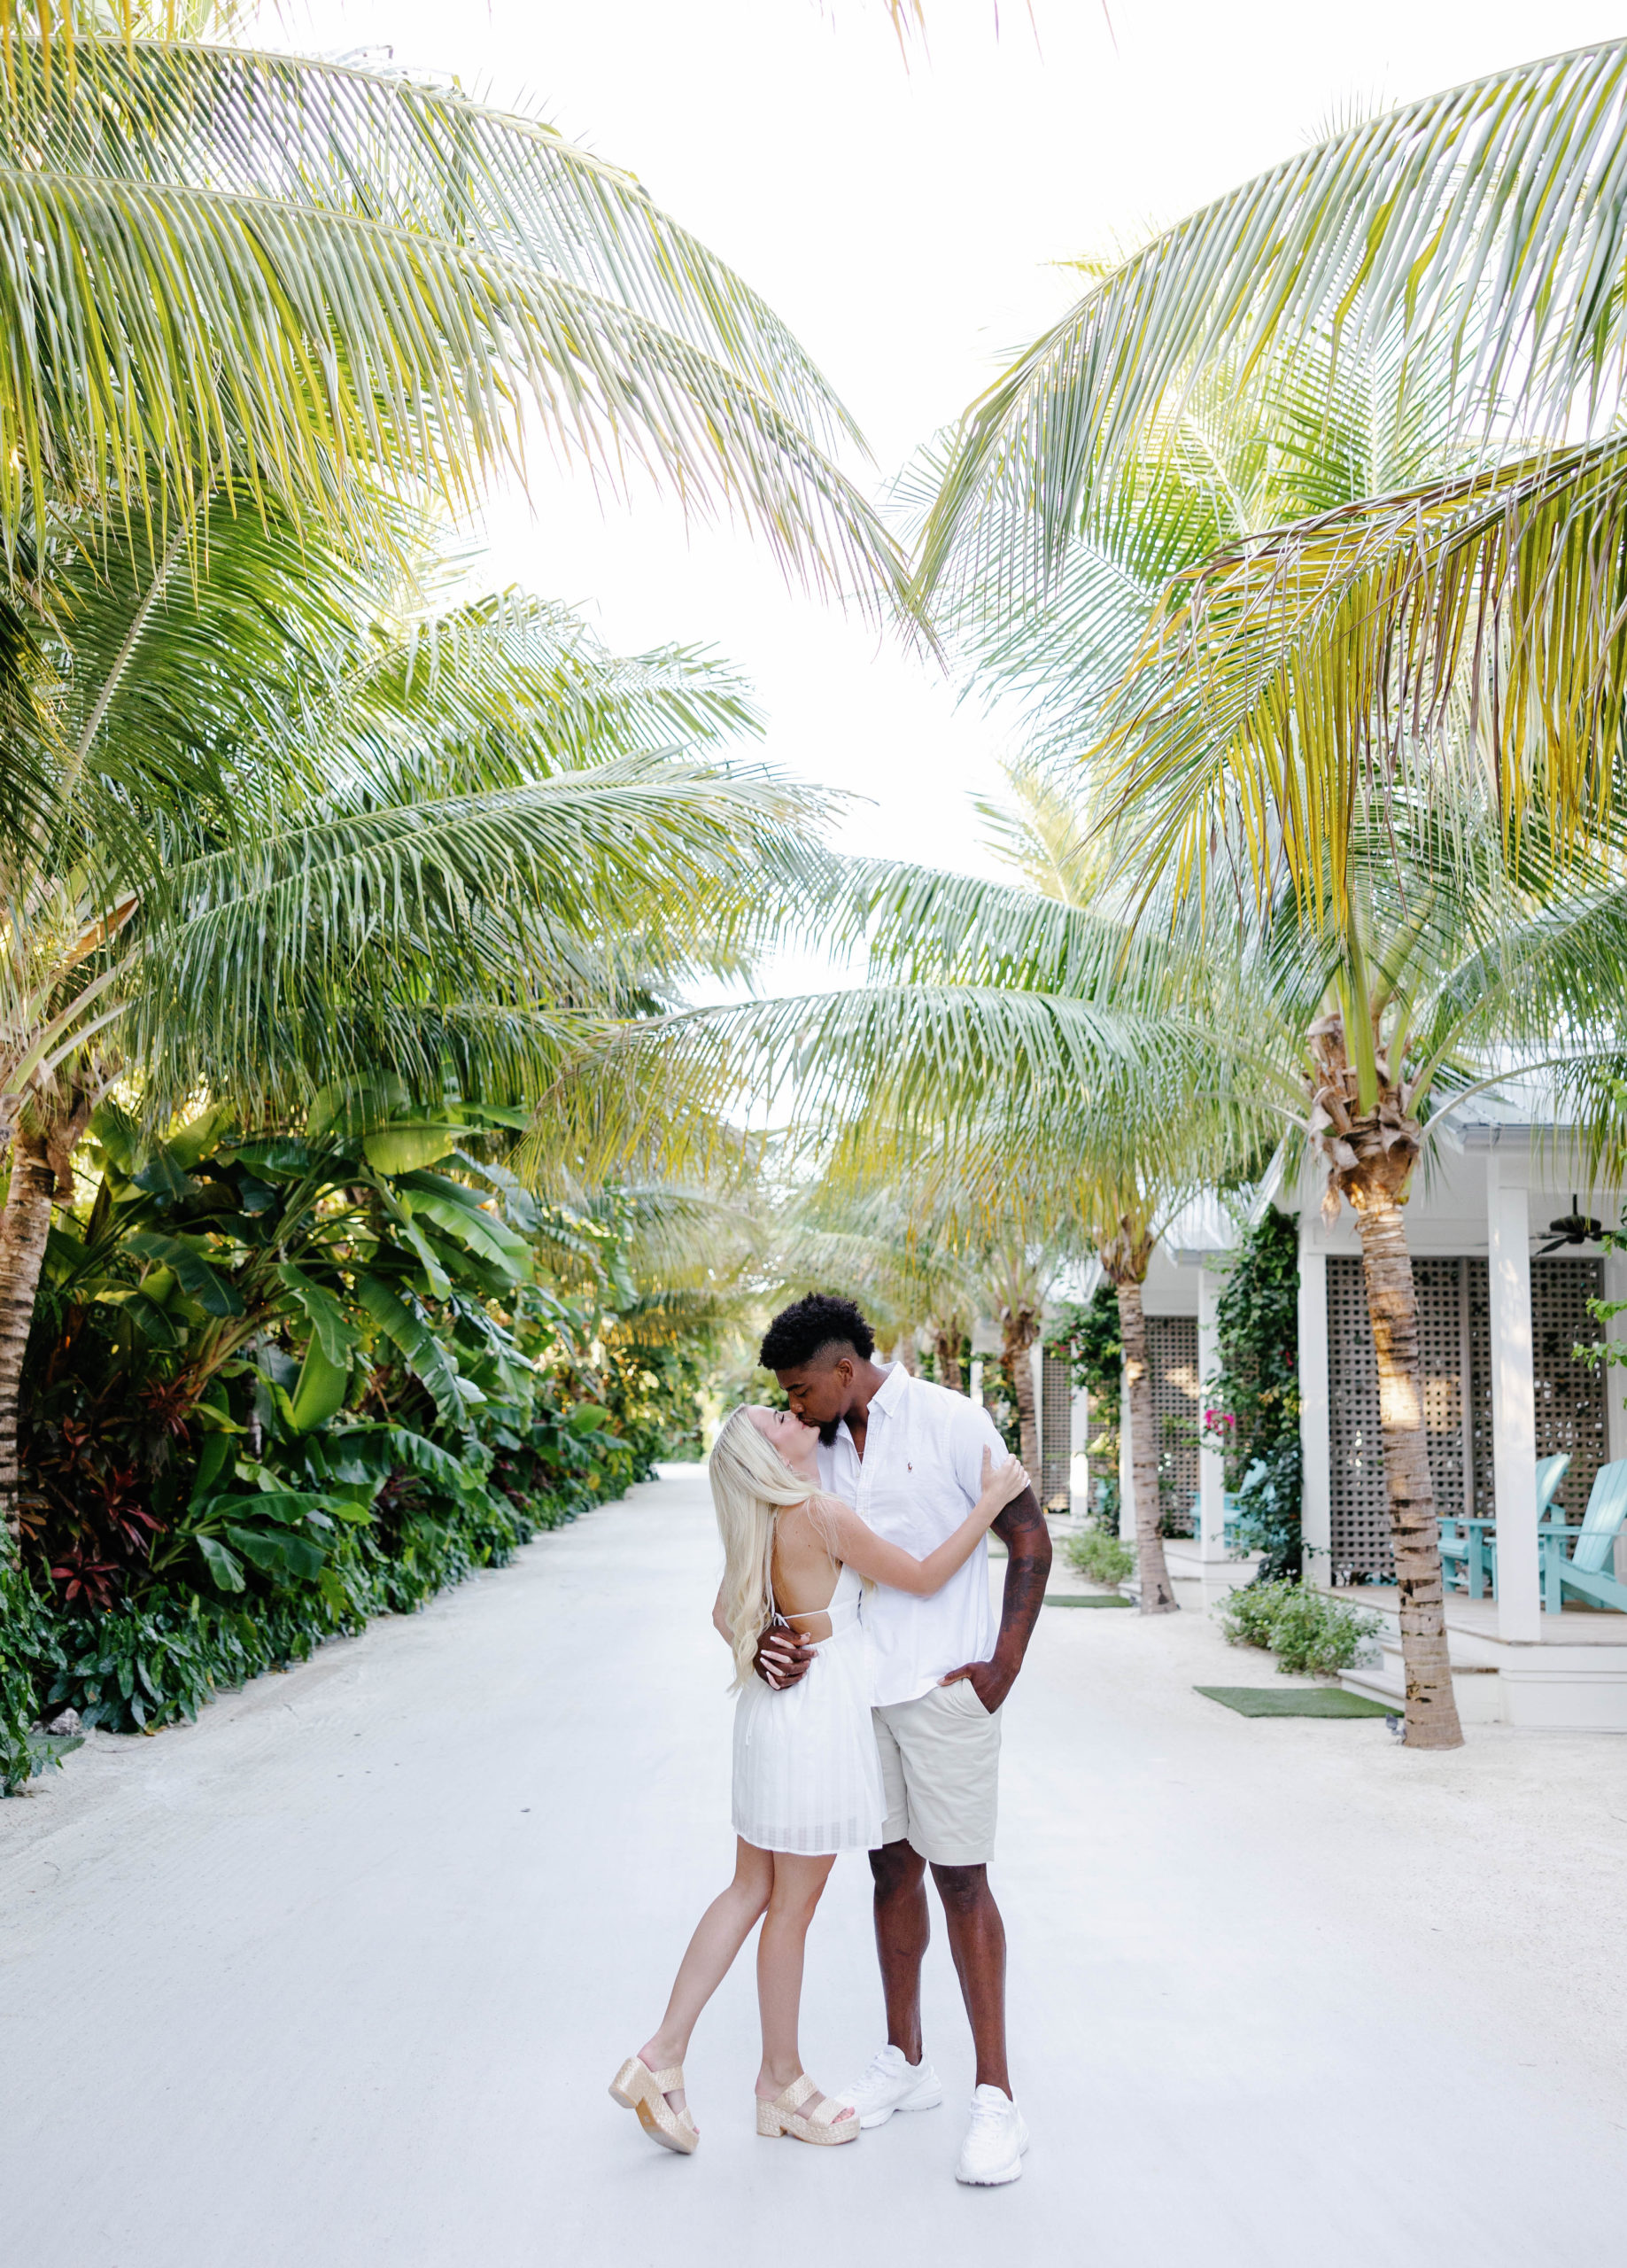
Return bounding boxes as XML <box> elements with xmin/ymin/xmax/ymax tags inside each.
<box><xmin>776</xmin><ymin>1492</ymin><xmax>847</xmax><ymax>1549</ymax></box>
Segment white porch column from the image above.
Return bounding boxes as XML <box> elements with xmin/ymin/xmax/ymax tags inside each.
<box><xmin>1118</xmin><ymin>1360</ymin><xmax>1135</xmax><ymax>1542</ymax></box>
<box><xmin>1070</xmin><ymin>1383</ymin><xmax>1091</xmax><ymax>1518</ymax></box>
<box><xmin>1298</xmin><ymin>1246</ymin><xmax>1330</xmax><ymax>1584</ymax></box>
<box><xmin>1197</xmin><ymin>1264</ymin><xmax>1227</xmax><ymax>1559</ymax></box>
<box><xmin>1605</xmin><ymin>1247</ymin><xmax>1627</xmax><ymax>1468</ymax></box>
<box><xmin>1487</xmin><ymin>1154</ymin><xmax>1540</xmax><ymax>1642</ymax></box>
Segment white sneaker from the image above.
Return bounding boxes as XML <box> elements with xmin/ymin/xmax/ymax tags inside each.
<box><xmin>954</xmin><ymin>2084</ymin><xmax>1029</xmax><ymax>2185</ymax></box>
<box><xmin>834</xmin><ymin>2044</ymin><xmax>944</xmax><ymax>2129</ymax></box>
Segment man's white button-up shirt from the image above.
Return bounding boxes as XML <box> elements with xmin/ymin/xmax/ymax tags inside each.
<box><xmin>816</xmin><ymin>1363</ymin><xmax>1007</xmax><ymax>1706</ymax></box>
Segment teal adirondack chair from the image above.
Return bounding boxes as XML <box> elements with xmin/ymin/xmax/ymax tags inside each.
<box><xmin>1439</xmin><ymin>1456</ymin><xmax>1569</xmax><ymax>1599</ymax></box>
<box><xmin>1539</xmin><ymin>1457</ymin><xmax>1627</xmax><ymax>1614</ymax></box>
<box><xmin>1186</xmin><ymin>1489</ymin><xmax>1245</xmax><ymax>1551</ymax></box>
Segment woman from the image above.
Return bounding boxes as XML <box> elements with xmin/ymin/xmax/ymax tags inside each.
<box><xmin>610</xmin><ymin>1402</ymin><xmax>1027</xmax><ymax>2155</ymax></box>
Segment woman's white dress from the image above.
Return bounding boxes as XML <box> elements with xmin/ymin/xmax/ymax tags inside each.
<box><xmin>732</xmin><ymin>1564</ymin><xmax>884</xmax><ymax>1855</ymax></box>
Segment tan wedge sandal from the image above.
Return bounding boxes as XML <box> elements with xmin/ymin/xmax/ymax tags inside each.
<box><xmin>610</xmin><ymin>2054</ymin><xmax>700</xmax><ymax>2155</ymax></box>
<box><xmin>756</xmin><ymin>2074</ymin><xmax>860</xmax><ymax>2146</ymax></box>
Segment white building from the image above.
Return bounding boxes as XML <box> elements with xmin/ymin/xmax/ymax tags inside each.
<box><xmin>1031</xmin><ymin>1107</ymin><xmax>1627</xmax><ymax>1730</ymax></box>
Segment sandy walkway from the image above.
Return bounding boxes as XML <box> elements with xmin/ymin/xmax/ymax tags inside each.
<box><xmin>4</xmin><ymin>1466</ymin><xmax>1624</xmax><ymax>2267</ymax></box>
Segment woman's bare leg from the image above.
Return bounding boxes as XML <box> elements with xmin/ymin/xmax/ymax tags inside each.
<box><xmin>755</xmin><ymin>1852</ymin><xmax>853</xmax><ymax>2121</ymax></box>
<box><xmin>639</xmin><ymin>1838</ymin><xmax>773</xmax><ymax>2123</ymax></box>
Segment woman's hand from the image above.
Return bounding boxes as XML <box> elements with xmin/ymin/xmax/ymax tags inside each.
<box><xmin>978</xmin><ymin>1447</ymin><xmax>1030</xmax><ymax>1513</ymax></box>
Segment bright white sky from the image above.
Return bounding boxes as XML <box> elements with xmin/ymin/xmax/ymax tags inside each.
<box><xmin>283</xmin><ymin>0</ymin><xmax>1623</xmax><ymax>896</ymax></box>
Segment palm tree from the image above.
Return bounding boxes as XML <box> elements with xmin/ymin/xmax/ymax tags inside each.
<box><xmin>0</xmin><ymin>4</ymin><xmax>911</xmax><ymax>614</ymax></box>
<box><xmin>0</xmin><ymin>0</ymin><xmax>924</xmax><ymax>1554</ymax></box>
<box><xmin>972</xmin><ymin>1231</ymin><xmax>1050</xmax><ymax>1477</ymax></box>
<box><xmin>0</xmin><ymin>505</ymin><xmax>834</xmax><ymax>1536</ymax></box>
<box><xmin>1058</xmin><ymin>1177</ymin><xmax>1175</xmax><ymax>1612</ymax></box>
<box><xmin>904</xmin><ymin>31</ymin><xmax>1627</xmax><ymax>1740</ymax></box>
<box><xmin>617</xmin><ymin>851</ymin><xmax>1264</xmax><ymax>1609</ymax></box>
<box><xmin>908</xmin><ymin>301</ymin><xmax>1552</xmax><ymax>1734</ymax></box>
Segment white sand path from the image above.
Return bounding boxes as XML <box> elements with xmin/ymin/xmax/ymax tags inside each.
<box><xmin>4</xmin><ymin>1465</ymin><xmax>1626</xmax><ymax>2267</ymax></box>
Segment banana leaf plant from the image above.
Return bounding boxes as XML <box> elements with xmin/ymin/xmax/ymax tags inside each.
<box><xmin>19</xmin><ymin>1082</ymin><xmax>624</xmax><ymax>1613</ymax></box>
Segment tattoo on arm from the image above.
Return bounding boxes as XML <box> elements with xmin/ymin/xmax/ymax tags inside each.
<box><xmin>990</xmin><ymin>1487</ymin><xmax>1051</xmax><ymax>1667</ymax></box>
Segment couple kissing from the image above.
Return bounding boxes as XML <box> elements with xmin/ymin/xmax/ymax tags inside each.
<box><xmin>610</xmin><ymin>1292</ymin><xmax>1051</xmax><ymax>2187</ymax></box>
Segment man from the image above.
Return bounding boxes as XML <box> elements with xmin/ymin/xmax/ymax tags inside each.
<box><xmin>755</xmin><ymin>1292</ymin><xmax>1051</xmax><ymax>2187</ymax></box>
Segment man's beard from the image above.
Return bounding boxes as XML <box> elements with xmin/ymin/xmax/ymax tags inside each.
<box><xmin>817</xmin><ymin>1417</ymin><xmax>841</xmax><ymax>1447</ymax></box>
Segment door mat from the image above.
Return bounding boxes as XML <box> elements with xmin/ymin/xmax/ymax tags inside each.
<box><xmin>1044</xmin><ymin>1594</ymin><xmax>1134</xmax><ymax>1609</ymax></box>
<box><xmin>1195</xmin><ymin>1685</ymin><xmax>1393</xmax><ymax>1718</ymax></box>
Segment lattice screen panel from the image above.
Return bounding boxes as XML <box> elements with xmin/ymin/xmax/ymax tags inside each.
<box><xmin>1467</xmin><ymin>1261</ymin><xmax>1494</xmax><ymax>1518</ymax></box>
<box><xmin>1327</xmin><ymin>1258</ymin><xmax>1468</xmax><ymax>1578</ymax></box>
<box><xmin>1040</xmin><ymin>1350</ymin><xmax>1074</xmax><ymax>1511</ymax></box>
<box><xmin>1329</xmin><ymin>1253</ymin><xmax>1607</xmax><ymax>1576</ymax></box>
<box><xmin>1468</xmin><ymin>1258</ymin><xmax>1605</xmax><ymax>1521</ymax></box>
<box><xmin>1414</xmin><ymin>1259</ymin><xmax>1468</xmax><ymax>1526</ymax></box>
<box><xmin>1148</xmin><ymin>1313</ymin><xmax>1200</xmax><ymax>1536</ymax></box>
<box><xmin>1532</xmin><ymin>1261</ymin><xmax>1607</xmax><ymax>1518</ymax></box>
<box><xmin>1327</xmin><ymin>1258</ymin><xmax>1390</xmax><ymax>1579</ymax></box>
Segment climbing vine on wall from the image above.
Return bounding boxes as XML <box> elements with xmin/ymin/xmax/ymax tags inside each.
<box><xmin>1046</xmin><ymin>1285</ymin><xmax>1121</xmax><ymax>1530</ymax></box>
<box><xmin>1214</xmin><ymin>1206</ymin><xmax>1305</xmax><ymax>1578</ymax></box>
<box><xmin>1207</xmin><ymin>1206</ymin><xmax>1302</xmax><ymax>1581</ymax></box>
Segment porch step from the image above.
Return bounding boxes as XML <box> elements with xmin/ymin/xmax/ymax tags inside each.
<box><xmin>1151</xmin><ymin>1540</ymin><xmax>1265</xmax><ymax>1612</ymax></box>
<box><xmin>1340</xmin><ymin>1638</ymin><xmax>1504</xmax><ymax>1723</ymax></box>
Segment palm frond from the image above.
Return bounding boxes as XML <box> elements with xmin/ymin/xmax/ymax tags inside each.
<box><xmin>584</xmin><ymin>980</ymin><xmax>1282</xmax><ymax>1194</ymax></box>
<box><xmin>0</xmin><ymin>35</ymin><xmax>912</xmax><ymax>613</ymax></box>
<box><xmin>123</xmin><ymin>750</ymin><xmax>838</xmax><ymax>1108</ymax></box>
<box><xmin>917</xmin><ymin>40</ymin><xmax>1627</xmax><ymax>608</ymax></box>
<box><xmin>1099</xmin><ymin>432</ymin><xmax>1627</xmax><ymax>917</ymax></box>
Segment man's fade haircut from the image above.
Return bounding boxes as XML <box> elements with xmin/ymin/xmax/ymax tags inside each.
<box><xmin>759</xmin><ymin>1293</ymin><xmax>875</xmax><ymax>1374</ymax></box>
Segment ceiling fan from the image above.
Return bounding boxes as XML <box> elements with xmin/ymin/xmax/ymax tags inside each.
<box><xmin>1535</xmin><ymin>1196</ymin><xmax>1606</xmax><ymax>1254</ymax></box>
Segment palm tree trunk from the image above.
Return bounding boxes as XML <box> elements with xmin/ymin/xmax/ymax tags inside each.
<box><xmin>1117</xmin><ymin>1281</ymin><xmax>1176</xmax><ymax>1612</ymax></box>
<box><xmin>0</xmin><ymin>1130</ymin><xmax>55</xmax><ymax>1543</ymax></box>
<box><xmin>1003</xmin><ymin>1316</ymin><xmax>1041</xmax><ymax>1479</ymax></box>
<box><xmin>1352</xmin><ymin>1190</ymin><xmax>1464</xmax><ymax>1750</ymax></box>
<box><xmin>934</xmin><ymin>1328</ymin><xmax>964</xmax><ymax>1394</ymax></box>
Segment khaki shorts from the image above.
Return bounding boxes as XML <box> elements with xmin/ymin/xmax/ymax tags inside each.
<box><xmin>872</xmin><ymin>1680</ymin><xmax>1002</xmax><ymax>1867</ymax></box>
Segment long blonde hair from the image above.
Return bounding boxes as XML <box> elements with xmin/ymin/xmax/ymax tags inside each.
<box><xmin>708</xmin><ymin>1406</ymin><xmax>833</xmax><ymax>1689</ymax></box>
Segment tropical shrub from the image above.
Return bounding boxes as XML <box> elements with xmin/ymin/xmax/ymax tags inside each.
<box><xmin>1220</xmin><ymin>1579</ymin><xmax>1379</xmax><ymax>1677</ymax></box>
<box><xmin>0</xmin><ymin>1558</ymin><xmax>74</xmax><ymax>1793</ymax></box>
<box><xmin>1065</xmin><ymin>1526</ymin><xmax>1134</xmax><ymax>1586</ymax></box>
<box><xmin>1</xmin><ymin>1090</ymin><xmax>701</xmax><ymax>1783</ymax></box>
